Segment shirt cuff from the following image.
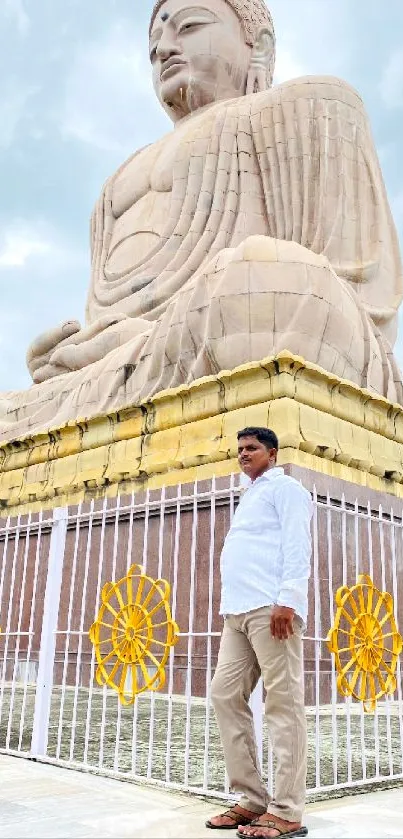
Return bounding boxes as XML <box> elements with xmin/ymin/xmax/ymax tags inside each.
<box><xmin>277</xmin><ymin>583</ymin><xmax>307</xmax><ymax>616</ymax></box>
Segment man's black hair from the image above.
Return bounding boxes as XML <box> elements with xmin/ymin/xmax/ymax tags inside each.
<box><xmin>237</xmin><ymin>427</ymin><xmax>278</xmax><ymax>451</ymax></box>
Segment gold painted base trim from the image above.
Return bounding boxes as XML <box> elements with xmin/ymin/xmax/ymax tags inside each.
<box><xmin>1</xmin><ymin>351</ymin><xmax>403</xmax><ymax>515</ymax></box>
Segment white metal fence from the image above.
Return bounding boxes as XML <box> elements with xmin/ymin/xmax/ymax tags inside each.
<box><xmin>0</xmin><ymin>477</ymin><xmax>402</xmax><ymax>800</ymax></box>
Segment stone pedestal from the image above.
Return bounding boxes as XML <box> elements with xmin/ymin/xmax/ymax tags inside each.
<box><xmin>1</xmin><ymin>351</ymin><xmax>403</xmax><ymax>516</ymax></box>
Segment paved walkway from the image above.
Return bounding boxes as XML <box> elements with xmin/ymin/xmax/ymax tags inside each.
<box><xmin>0</xmin><ymin>755</ymin><xmax>402</xmax><ymax>838</ymax></box>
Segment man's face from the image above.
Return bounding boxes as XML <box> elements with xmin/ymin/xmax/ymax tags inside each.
<box><xmin>238</xmin><ymin>435</ymin><xmax>277</xmax><ymax>481</ymax></box>
<box><xmin>149</xmin><ymin>0</ymin><xmax>251</xmax><ymax>120</ymax></box>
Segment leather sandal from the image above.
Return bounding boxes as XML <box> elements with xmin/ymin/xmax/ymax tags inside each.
<box><xmin>236</xmin><ymin>817</ymin><xmax>308</xmax><ymax>838</ymax></box>
<box><xmin>206</xmin><ymin>806</ymin><xmax>257</xmax><ymax>829</ymax></box>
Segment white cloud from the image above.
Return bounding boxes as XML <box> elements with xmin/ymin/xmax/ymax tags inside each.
<box><xmin>0</xmin><ymin>228</ymin><xmax>51</xmax><ymax>268</ymax></box>
<box><xmin>271</xmin><ymin>0</ymin><xmax>353</xmax><ymax>79</ymax></box>
<box><xmin>377</xmin><ymin>143</ymin><xmax>395</xmax><ymax>165</ymax></box>
<box><xmin>274</xmin><ymin>49</ymin><xmax>306</xmax><ymax>84</ymax></box>
<box><xmin>0</xmin><ymin>79</ymin><xmax>38</xmax><ymax>149</ymax></box>
<box><xmin>379</xmin><ymin>50</ymin><xmax>403</xmax><ymax>109</ymax></box>
<box><xmin>61</xmin><ymin>21</ymin><xmax>162</xmax><ymax>153</ymax></box>
<box><xmin>3</xmin><ymin>0</ymin><xmax>29</xmax><ymax>37</ymax></box>
<box><xmin>0</xmin><ymin>219</ymin><xmax>89</xmax><ymax>389</ymax></box>
<box><xmin>392</xmin><ymin>190</ymin><xmax>403</xmax><ymax>371</ymax></box>
<box><xmin>391</xmin><ymin>191</ymin><xmax>403</xmax><ymax>225</ymax></box>
<box><xmin>394</xmin><ymin>311</ymin><xmax>403</xmax><ymax>373</ymax></box>
<box><xmin>0</xmin><ymin>220</ymin><xmax>87</xmax><ymax>275</ymax></box>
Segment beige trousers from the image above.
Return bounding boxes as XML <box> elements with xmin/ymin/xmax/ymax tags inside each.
<box><xmin>211</xmin><ymin>606</ymin><xmax>307</xmax><ymax>823</ymax></box>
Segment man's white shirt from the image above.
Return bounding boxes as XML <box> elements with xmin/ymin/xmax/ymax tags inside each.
<box><xmin>219</xmin><ymin>467</ymin><xmax>313</xmax><ymax>622</ymax></box>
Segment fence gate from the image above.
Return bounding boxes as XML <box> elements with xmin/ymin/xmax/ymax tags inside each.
<box><xmin>0</xmin><ymin>479</ymin><xmax>403</xmax><ymax>799</ymax></box>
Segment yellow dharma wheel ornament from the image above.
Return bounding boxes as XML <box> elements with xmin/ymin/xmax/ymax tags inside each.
<box><xmin>89</xmin><ymin>564</ymin><xmax>179</xmax><ymax>705</ymax></box>
<box><xmin>327</xmin><ymin>574</ymin><xmax>402</xmax><ymax>713</ymax></box>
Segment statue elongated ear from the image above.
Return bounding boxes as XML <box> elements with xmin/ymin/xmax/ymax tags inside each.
<box><xmin>246</xmin><ymin>27</ymin><xmax>274</xmax><ymax>94</ymax></box>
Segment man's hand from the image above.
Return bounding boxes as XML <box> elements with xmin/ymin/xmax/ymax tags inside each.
<box><xmin>270</xmin><ymin>605</ymin><xmax>295</xmax><ymax>640</ymax></box>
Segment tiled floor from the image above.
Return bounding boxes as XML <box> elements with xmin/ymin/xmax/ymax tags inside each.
<box><xmin>0</xmin><ymin>755</ymin><xmax>402</xmax><ymax>838</ymax></box>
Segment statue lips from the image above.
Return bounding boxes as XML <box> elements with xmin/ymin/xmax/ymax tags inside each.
<box><xmin>160</xmin><ymin>57</ymin><xmax>186</xmax><ymax>81</ymax></box>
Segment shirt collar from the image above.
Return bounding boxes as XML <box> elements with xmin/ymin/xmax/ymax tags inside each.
<box><xmin>240</xmin><ymin>466</ymin><xmax>284</xmax><ymax>489</ymax></box>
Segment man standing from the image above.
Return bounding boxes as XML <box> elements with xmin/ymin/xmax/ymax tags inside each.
<box><xmin>206</xmin><ymin>427</ymin><xmax>313</xmax><ymax>838</ymax></box>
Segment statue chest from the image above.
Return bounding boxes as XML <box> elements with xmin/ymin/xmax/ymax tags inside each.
<box><xmin>106</xmin><ymin>134</ymin><xmax>184</xmax><ymax>278</ymax></box>
<box><xmin>111</xmin><ymin>129</ymin><xmax>186</xmax><ymax>215</ymax></box>
<box><xmin>106</xmin><ymin>112</ymin><xmax>214</xmax><ymax>278</ymax></box>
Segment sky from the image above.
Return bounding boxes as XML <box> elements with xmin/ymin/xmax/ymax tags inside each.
<box><xmin>0</xmin><ymin>0</ymin><xmax>402</xmax><ymax>391</ymax></box>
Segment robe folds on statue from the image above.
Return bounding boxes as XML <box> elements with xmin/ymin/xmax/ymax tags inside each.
<box><xmin>1</xmin><ymin>76</ymin><xmax>402</xmax><ymax>440</ymax></box>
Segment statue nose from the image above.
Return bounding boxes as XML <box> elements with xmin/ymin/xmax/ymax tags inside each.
<box><xmin>156</xmin><ymin>31</ymin><xmax>181</xmax><ymax>61</ymax></box>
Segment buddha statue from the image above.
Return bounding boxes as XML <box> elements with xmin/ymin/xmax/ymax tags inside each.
<box><xmin>1</xmin><ymin>0</ymin><xmax>402</xmax><ymax>439</ymax></box>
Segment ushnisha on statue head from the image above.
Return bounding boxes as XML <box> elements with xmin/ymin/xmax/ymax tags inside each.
<box><xmin>149</xmin><ymin>0</ymin><xmax>276</xmax><ymax>121</ymax></box>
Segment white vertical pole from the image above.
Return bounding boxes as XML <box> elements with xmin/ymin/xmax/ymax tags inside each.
<box><xmin>367</xmin><ymin>501</ymin><xmax>374</xmax><ymax>579</ymax></box>
<box><xmin>354</xmin><ymin>497</ymin><xmax>367</xmax><ymax>784</ymax></box>
<box><xmin>391</xmin><ymin>509</ymin><xmax>403</xmax><ymax>775</ymax></box>
<box><xmin>18</xmin><ymin>511</ymin><xmax>44</xmax><ymax>751</ymax></box>
<box><xmin>0</xmin><ymin>514</ymin><xmax>21</xmax><ymax>728</ymax></box>
<box><xmin>6</xmin><ymin>512</ymin><xmax>32</xmax><ymax>749</ymax></box>
<box><xmin>146</xmin><ymin>485</ymin><xmax>166</xmax><ymax>779</ymax></box>
<box><xmin>165</xmin><ymin>484</ymin><xmax>181</xmax><ymax>784</ymax></box>
<box><xmin>203</xmin><ymin>476</ymin><xmax>216</xmax><ymax>791</ymax></box>
<box><xmin>56</xmin><ymin>504</ymin><xmax>82</xmax><ymax>760</ymax></box>
<box><xmin>378</xmin><ymin>505</ymin><xmax>393</xmax><ymax>777</ymax></box>
<box><xmin>373</xmin><ymin>506</ymin><xmax>380</xmax><ymax>779</ymax></box>
<box><xmin>85</xmin><ymin>495</ymin><xmax>108</xmax><ymax>764</ymax></box>
<box><xmin>313</xmin><ymin>486</ymin><xmax>321</xmax><ymax>789</ymax></box>
<box><xmin>99</xmin><ymin>494</ymin><xmax>121</xmax><ymax>769</ymax></box>
<box><xmin>31</xmin><ymin>507</ymin><xmax>68</xmax><ymax>757</ymax></box>
<box><xmin>224</xmin><ymin>473</ymin><xmax>236</xmax><ymax>796</ymax></box>
<box><xmin>184</xmin><ymin>481</ymin><xmax>198</xmax><ymax>787</ymax></box>
<box><xmin>327</xmin><ymin>492</ymin><xmax>338</xmax><ymax>787</ymax></box>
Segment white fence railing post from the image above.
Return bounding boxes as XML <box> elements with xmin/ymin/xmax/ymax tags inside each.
<box><xmin>31</xmin><ymin>506</ymin><xmax>68</xmax><ymax>758</ymax></box>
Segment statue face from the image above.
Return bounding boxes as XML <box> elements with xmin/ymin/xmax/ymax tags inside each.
<box><xmin>149</xmin><ymin>0</ymin><xmax>252</xmax><ymax>121</ymax></box>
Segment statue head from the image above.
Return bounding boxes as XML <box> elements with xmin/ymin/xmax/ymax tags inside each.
<box><xmin>149</xmin><ymin>0</ymin><xmax>276</xmax><ymax>122</ymax></box>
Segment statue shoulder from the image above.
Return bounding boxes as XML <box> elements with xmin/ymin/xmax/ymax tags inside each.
<box><xmin>106</xmin><ymin>143</ymin><xmax>154</xmax><ymax>189</ymax></box>
<box><xmin>90</xmin><ymin>141</ymin><xmax>157</xmax><ymax>220</ymax></box>
<box><xmin>250</xmin><ymin>75</ymin><xmax>366</xmax><ymax>116</ymax></box>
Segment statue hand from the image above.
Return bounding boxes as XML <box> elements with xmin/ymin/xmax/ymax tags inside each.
<box><xmin>28</xmin><ymin>314</ymin><xmax>152</xmax><ymax>383</ymax></box>
<box><xmin>47</xmin><ymin>315</ymin><xmax>152</xmax><ymax>376</ymax></box>
<box><xmin>27</xmin><ymin>320</ymin><xmax>82</xmax><ymax>383</ymax></box>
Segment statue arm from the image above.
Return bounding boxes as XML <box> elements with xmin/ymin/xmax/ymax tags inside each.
<box><xmin>27</xmin><ymin>314</ymin><xmax>153</xmax><ymax>384</ymax></box>
<box><xmin>27</xmin><ymin>150</ymin><xmax>154</xmax><ymax>385</ymax></box>
<box><xmin>253</xmin><ymin>77</ymin><xmax>402</xmax><ymax>343</ymax></box>
<box><xmin>27</xmin><ymin>320</ymin><xmax>82</xmax><ymax>383</ymax></box>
